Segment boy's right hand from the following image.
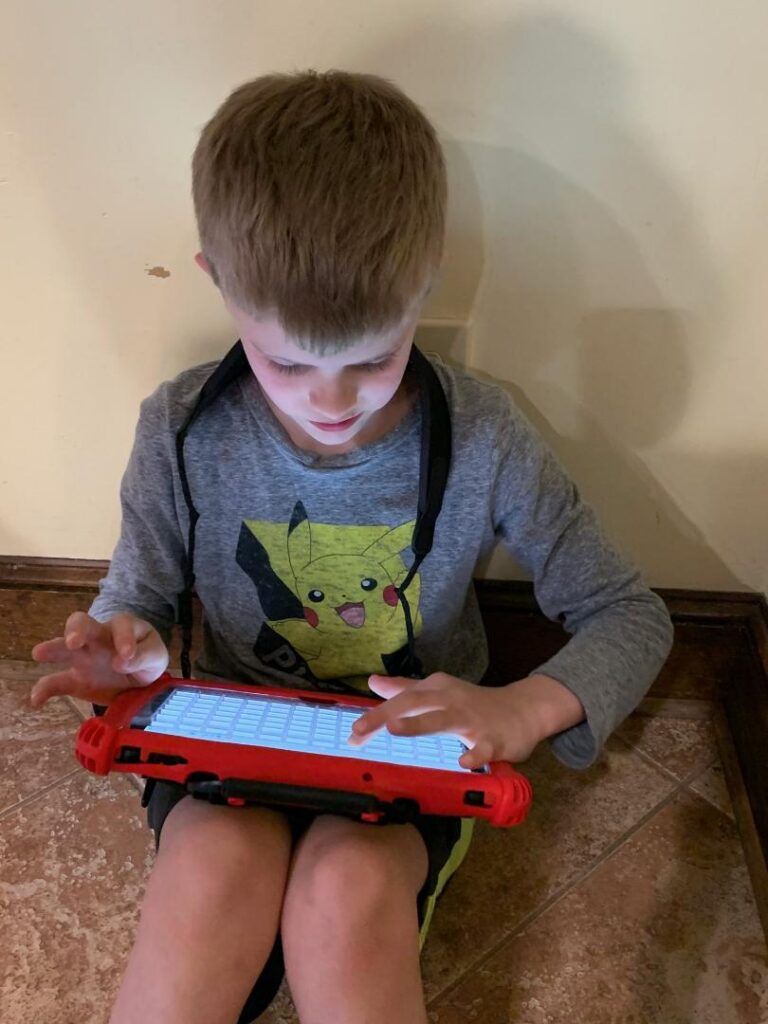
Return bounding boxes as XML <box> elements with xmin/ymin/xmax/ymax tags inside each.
<box><xmin>30</xmin><ymin>611</ymin><xmax>169</xmax><ymax>708</ymax></box>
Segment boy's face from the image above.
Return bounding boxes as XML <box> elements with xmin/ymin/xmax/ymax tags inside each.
<box><xmin>208</xmin><ymin>269</ymin><xmax>418</xmax><ymax>453</ymax></box>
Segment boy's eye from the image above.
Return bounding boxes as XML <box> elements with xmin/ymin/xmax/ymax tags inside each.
<box><xmin>270</xmin><ymin>362</ymin><xmax>309</xmax><ymax>376</ymax></box>
<box><xmin>270</xmin><ymin>357</ymin><xmax>394</xmax><ymax>375</ymax></box>
<box><xmin>358</xmin><ymin>357</ymin><xmax>394</xmax><ymax>373</ymax></box>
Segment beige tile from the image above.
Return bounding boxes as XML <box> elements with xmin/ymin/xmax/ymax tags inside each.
<box><xmin>689</xmin><ymin>758</ymin><xmax>736</xmax><ymax>821</ymax></box>
<box><xmin>0</xmin><ymin>771</ymin><xmax>154</xmax><ymax>1024</ymax></box>
<box><xmin>427</xmin><ymin>791</ymin><xmax>768</xmax><ymax>1024</ymax></box>
<box><xmin>0</xmin><ymin>658</ymin><xmax>51</xmax><ymax>681</ymax></box>
<box><xmin>0</xmin><ymin>670</ymin><xmax>82</xmax><ymax>813</ymax></box>
<box><xmin>259</xmin><ymin>982</ymin><xmax>299</xmax><ymax>1023</ymax></box>
<box><xmin>0</xmin><ymin>661</ymin><xmax>145</xmax><ymax>796</ymax></box>
<box><xmin>66</xmin><ymin>694</ymin><xmax>94</xmax><ymax>720</ymax></box>
<box><xmin>420</xmin><ymin>737</ymin><xmax>676</xmax><ymax>1000</ymax></box>
<box><xmin>615</xmin><ymin>710</ymin><xmax>719</xmax><ymax>781</ymax></box>
<box><xmin>636</xmin><ymin>696</ymin><xmax>716</xmax><ymax>720</ymax></box>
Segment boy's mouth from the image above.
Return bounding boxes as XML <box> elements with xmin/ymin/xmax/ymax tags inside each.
<box><xmin>335</xmin><ymin>602</ymin><xmax>365</xmax><ymax>627</ymax></box>
<box><xmin>310</xmin><ymin>414</ymin><xmax>362</xmax><ymax>432</ymax></box>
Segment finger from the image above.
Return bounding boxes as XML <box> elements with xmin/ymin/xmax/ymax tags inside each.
<box><xmin>385</xmin><ymin>709</ymin><xmax>453</xmax><ymax>737</ymax></box>
<box><xmin>350</xmin><ymin>692</ymin><xmax>446</xmax><ymax>740</ymax></box>
<box><xmin>114</xmin><ymin>636</ymin><xmax>168</xmax><ymax>684</ymax></box>
<box><xmin>349</xmin><ymin>701</ymin><xmax>450</xmax><ymax>746</ymax></box>
<box><xmin>459</xmin><ymin>739</ymin><xmax>495</xmax><ymax>771</ymax></box>
<box><xmin>64</xmin><ymin>611</ymin><xmax>102</xmax><ymax>650</ymax></box>
<box><xmin>30</xmin><ymin>670</ymin><xmax>79</xmax><ymax>708</ymax></box>
<box><xmin>368</xmin><ymin>673</ymin><xmax>450</xmax><ymax>697</ymax></box>
<box><xmin>367</xmin><ymin>674</ymin><xmax>417</xmax><ymax>698</ymax></box>
<box><xmin>31</xmin><ymin>637</ymin><xmax>70</xmax><ymax>663</ymax></box>
<box><xmin>110</xmin><ymin>614</ymin><xmax>142</xmax><ymax>660</ymax></box>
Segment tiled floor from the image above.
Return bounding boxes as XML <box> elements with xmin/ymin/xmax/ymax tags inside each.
<box><xmin>1</xmin><ymin>658</ymin><xmax>767</xmax><ymax>1023</ymax></box>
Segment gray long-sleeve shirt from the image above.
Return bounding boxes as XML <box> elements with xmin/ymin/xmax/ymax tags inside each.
<box><xmin>90</xmin><ymin>352</ymin><xmax>673</xmax><ymax>769</ymax></box>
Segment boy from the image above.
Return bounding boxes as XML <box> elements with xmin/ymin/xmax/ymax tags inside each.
<box><xmin>31</xmin><ymin>71</ymin><xmax>673</xmax><ymax>1024</ymax></box>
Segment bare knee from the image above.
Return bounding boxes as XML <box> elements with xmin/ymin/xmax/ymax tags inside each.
<box><xmin>155</xmin><ymin>798</ymin><xmax>293</xmax><ymax>908</ymax></box>
<box><xmin>283</xmin><ymin>816</ymin><xmax>427</xmax><ymax>929</ymax></box>
<box><xmin>111</xmin><ymin>803</ymin><xmax>294</xmax><ymax>1024</ymax></box>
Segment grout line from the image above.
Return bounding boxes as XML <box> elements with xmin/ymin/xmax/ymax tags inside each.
<box><xmin>125</xmin><ymin>773</ymin><xmax>144</xmax><ymax>794</ymax></box>
<box><xmin>682</xmin><ymin>749</ymin><xmax>736</xmax><ymax>821</ymax></box>
<box><xmin>678</xmin><ymin>753</ymin><xmax>720</xmax><ymax>788</ymax></box>
<box><xmin>681</xmin><ymin>782</ymin><xmax>734</xmax><ymax>822</ymax></box>
<box><xmin>64</xmin><ymin>694</ymin><xmax>92</xmax><ymax>722</ymax></box>
<box><xmin>710</xmin><ymin>705</ymin><xmax>768</xmax><ymax>939</ymax></box>
<box><xmin>0</xmin><ymin>767</ymin><xmax>83</xmax><ymax>822</ymax></box>
<box><xmin>610</xmin><ymin>732</ymin><xmax>686</xmax><ymax>786</ymax></box>
<box><xmin>429</xmin><ymin>747</ymin><xmax>738</xmax><ymax>1013</ymax></box>
<box><xmin>636</xmin><ymin>696</ymin><xmax>717</xmax><ymax>720</ymax></box>
<box><xmin>429</xmin><ymin>751</ymin><xmax>726</xmax><ymax>1009</ymax></box>
<box><xmin>427</xmin><ymin>778</ymin><xmax>690</xmax><ymax>1009</ymax></box>
<box><xmin>61</xmin><ymin>697</ymin><xmax>144</xmax><ymax>792</ymax></box>
<box><xmin>611</xmin><ymin>732</ymin><xmax>719</xmax><ymax>790</ymax></box>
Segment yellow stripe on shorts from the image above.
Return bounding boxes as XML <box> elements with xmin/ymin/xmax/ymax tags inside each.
<box><xmin>418</xmin><ymin>817</ymin><xmax>476</xmax><ymax>951</ymax></box>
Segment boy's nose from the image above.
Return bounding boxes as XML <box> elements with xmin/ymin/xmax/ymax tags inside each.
<box><xmin>309</xmin><ymin>380</ymin><xmax>358</xmax><ymax>420</ymax></box>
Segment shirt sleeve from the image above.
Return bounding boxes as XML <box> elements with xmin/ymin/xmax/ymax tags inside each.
<box><xmin>88</xmin><ymin>385</ymin><xmax>187</xmax><ymax>645</ymax></box>
<box><xmin>490</xmin><ymin>393</ymin><xmax>674</xmax><ymax>769</ymax></box>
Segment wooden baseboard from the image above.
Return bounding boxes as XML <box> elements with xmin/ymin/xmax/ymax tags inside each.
<box><xmin>0</xmin><ymin>556</ymin><xmax>110</xmax><ymax>590</ymax></box>
<box><xmin>1</xmin><ymin>555</ymin><xmax>766</xmax><ymax>936</ymax></box>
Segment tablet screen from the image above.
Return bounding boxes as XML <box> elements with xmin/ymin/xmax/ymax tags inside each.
<box><xmin>130</xmin><ymin>685</ymin><xmax>479</xmax><ymax>774</ymax></box>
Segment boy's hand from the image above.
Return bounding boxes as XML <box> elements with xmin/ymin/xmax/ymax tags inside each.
<box><xmin>348</xmin><ymin>672</ymin><xmax>584</xmax><ymax>770</ymax></box>
<box><xmin>30</xmin><ymin>611</ymin><xmax>169</xmax><ymax>709</ymax></box>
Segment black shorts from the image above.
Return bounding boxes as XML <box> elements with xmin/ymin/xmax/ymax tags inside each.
<box><xmin>145</xmin><ymin>779</ymin><xmax>474</xmax><ymax>1023</ymax></box>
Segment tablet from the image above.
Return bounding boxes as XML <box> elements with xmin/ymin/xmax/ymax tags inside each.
<box><xmin>75</xmin><ymin>673</ymin><xmax>533</xmax><ymax>827</ymax></box>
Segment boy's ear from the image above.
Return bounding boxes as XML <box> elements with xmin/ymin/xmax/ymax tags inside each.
<box><xmin>194</xmin><ymin>252</ymin><xmax>214</xmax><ymax>277</ymax></box>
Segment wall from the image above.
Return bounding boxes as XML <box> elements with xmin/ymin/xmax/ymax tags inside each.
<box><xmin>1</xmin><ymin>0</ymin><xmax>766</xmax><ymax>594</ymax></box>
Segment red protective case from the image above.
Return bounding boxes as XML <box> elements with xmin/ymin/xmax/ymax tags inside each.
<box><xmin>75</xmin><ymin>673</ymin><xmax>532</xmax><ymax>828</ymax></box>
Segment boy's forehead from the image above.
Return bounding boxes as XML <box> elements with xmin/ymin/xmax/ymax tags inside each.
<box><xmin>240</xmin><ymin>310</ymin><xmax>411</xmax><ymax>362</ymax></box>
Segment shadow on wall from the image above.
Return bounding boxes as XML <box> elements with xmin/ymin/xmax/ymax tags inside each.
<box><xmin>475</xmin><ymin>370</ymin><xmax>760</xmax><ymax>593</ymax></box>
<box><xmin>365</xmin><ymin>13</ymin><xmax>753</xmax><ymax>592</ymax></box>
<box><xmin>9</xmin><ymin>6</ymin><xmax>762</xmax><ymax>590</ymax></box>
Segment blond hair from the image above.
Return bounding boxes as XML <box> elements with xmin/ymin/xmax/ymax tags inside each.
<box><xmin>192</xmin><ymin>70</ymin><xmax>446</xmax><ymax>349</ymax></box>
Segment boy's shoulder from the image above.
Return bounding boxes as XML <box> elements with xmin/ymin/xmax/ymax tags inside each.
<box><xmin>427</xmin><ymin>353</ymin><xmax>547</xmax><ymax>467</ymax></box>
<box><xmin>139</xmin><ymin>358</ymin><xmax>227</xmax><ymax>430</ymax></box>
<box><xmin>427</xmin><ymin>352</ymin><xmax>517</xmax><ymax>429</ymax></box>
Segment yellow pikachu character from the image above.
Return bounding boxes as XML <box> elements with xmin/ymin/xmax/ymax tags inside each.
<box><xmin>264</xmin><ymin>504</ymin><xmax>422</xmax><ymax>683</ymax></box>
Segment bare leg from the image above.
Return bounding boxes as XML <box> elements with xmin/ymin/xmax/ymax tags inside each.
<box><xmin>281</xmin><ymin>814</ymin><xmax>430</xmax><ymax>1024</ymax></box>
<box><xmin>109</xmin><ymin>798</ymin><xmax>293</xmax><ymax>1024</ymax></box>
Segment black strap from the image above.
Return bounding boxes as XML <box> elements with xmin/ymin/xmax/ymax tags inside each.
<box><xmin>175</xmin><ymin>340</ymin><xmax>451</xmax><ymax>679</ymax></box>
<box><xmin>399</xmin><ymin>346</ymin><xmax>451</xmax><ymax>584</ymax></box>
<box><xmin>395</xmin><ymin>346</ymin><xmax>452</xmax><ymax>676</ymax></box>
<box><xmin>174</xmin><ymin>342</ymin><xmax>250</xmax><ymax>677</ymax></box>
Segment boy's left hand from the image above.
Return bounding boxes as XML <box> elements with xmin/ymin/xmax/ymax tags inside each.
<box><xmin>348</xmin><ymin>672</ymin><xmax>577</xmax><ymax>770</ymax></box>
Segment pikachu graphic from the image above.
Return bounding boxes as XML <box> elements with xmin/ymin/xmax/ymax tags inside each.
<box><xmin>237</xmin><ymin>502</ymin><xmax>421</xmax><ymax>686</ymax></box>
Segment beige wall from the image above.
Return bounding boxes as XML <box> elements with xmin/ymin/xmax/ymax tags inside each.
<box><xmin>1</xmin><ymin>1</ymin><xmax>766</xmax><ymax>596</ymax></box>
